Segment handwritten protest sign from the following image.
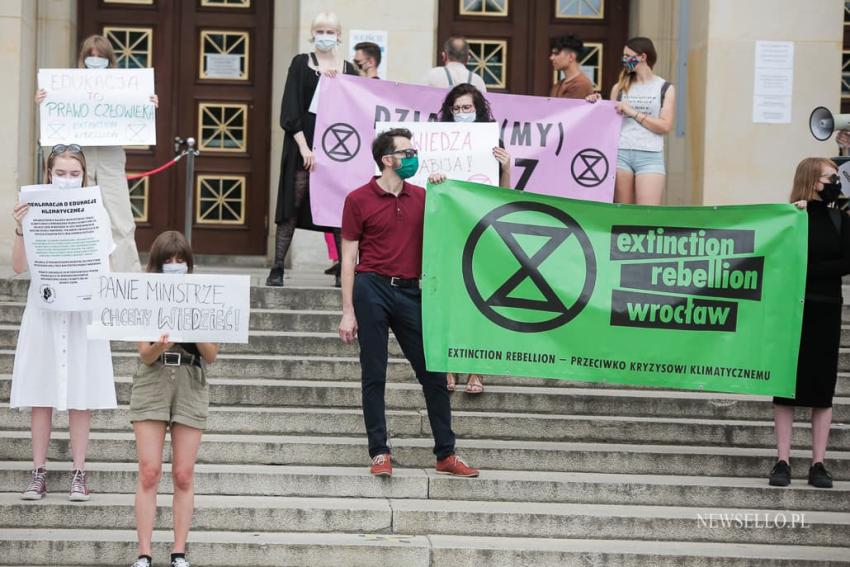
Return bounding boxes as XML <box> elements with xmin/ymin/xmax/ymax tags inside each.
<box><xmin>375</xmin><ymin>121</ymin><xmax>499</xmax><ymax>187</ymax></box>
<box><xmin>87</xmin><ymin>273</ymin><xmax>250</xmax><ymax>343</ymax></box>
<box><xmin>38</xmin><ymin>68</ymin><xmax>156</xmax><ymax>146</ymax></box>
<box><xmin>20</xmin><ymin>185</ymin><xmax>111</xmax><ymax>311</ymax></box>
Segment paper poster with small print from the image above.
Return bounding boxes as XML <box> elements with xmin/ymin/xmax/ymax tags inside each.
<box><xmin>38</xmin><ymin>68</ymin><xmax>157</xmax><ymax>146</ymax></box>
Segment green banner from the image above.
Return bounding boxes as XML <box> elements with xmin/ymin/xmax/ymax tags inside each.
<box><xmin>422</xmin><ymin>180</ymin><xmax>807</xmax><ymax>397</ymax></box>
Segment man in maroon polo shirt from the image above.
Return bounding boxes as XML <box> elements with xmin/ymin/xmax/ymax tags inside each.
<box><xmin>338</xmin><ymin>127</ymin><xmax>479</xmax><ymax>478</ymax></box>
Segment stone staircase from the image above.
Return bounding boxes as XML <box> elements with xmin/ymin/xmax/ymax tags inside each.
<box><xmin>0</xmin><ymin>275</ymin><xmax>848</xmax><ymax>566</ymax></box>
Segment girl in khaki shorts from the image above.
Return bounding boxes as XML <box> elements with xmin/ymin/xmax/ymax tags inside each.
<box><xmin>130</xmin><ymin>231</ymin><xmax>220</xmax><ymax>567</ymax></box>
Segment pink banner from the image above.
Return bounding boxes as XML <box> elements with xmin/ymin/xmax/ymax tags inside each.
<box><xmin>311</xmin><ymin>75</ymin><xmax>621</xmax><ymax>227</ymax></box>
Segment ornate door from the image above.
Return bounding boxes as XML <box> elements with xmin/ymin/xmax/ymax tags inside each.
<box><xmin>438</xmin><ymin>0</ymin><xmax>629</xmax><ymax>97</ymax></box>
<box><xmin>78</xmin><ymin>0</ymin><xmax>273</xmax><ymax>255</ymax></box>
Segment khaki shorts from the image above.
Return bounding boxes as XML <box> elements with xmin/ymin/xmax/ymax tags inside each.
<box><xmin>129</xmin><ymin>361</ymin><xmax>209</xmax><ymax>430</ymax></box>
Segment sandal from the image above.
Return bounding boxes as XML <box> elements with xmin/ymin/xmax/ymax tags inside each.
<box><xmin>447</xmin><ymin>372</ymin><xmax>457</xmax><ymax>392</ymax></box>
<box><xmin>465</xmin><ymin>374</ymin><xmax>484</xmax><ymax>394</ymax></box>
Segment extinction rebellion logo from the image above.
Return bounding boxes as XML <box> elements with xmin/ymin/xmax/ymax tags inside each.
<box><xmin>610</xmin><ymin>226</ymin><xmax>763</xmax><ymax>332</ymax></box>
<box><xmin>462</xmin><ymin>202</ymin><xmax>596</xmax><ymax>333</ymax></box>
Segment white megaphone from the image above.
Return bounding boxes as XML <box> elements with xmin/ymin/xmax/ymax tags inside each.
<box><xmin>809</xmin><ymin>106</ymin><xmax>850</xmax><ymax>141</ymax></box>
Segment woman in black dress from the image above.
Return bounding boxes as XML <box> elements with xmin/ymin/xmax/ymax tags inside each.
<box><xmin>266</xmin><ymin>11</ymin><xmax>357</xmax><ymax>287</ymax></box>
<box><xmin>770</xmin><ymin>157</ymin><xmax>848</xmax><ymax>489</ymax></box>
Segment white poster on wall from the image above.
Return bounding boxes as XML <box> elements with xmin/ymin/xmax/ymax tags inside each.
<box><xmin>375</xmin><ymin>121</ymin><xmax>500</xmax><ymax>188</ymax></box>
<box><xmin>20</xmin><ymin>185</ymin><xmax>111</xmax><ymax>311</ymax></box>
<box><xmin>752</xmin><ymin>41</ymin><xmax>794</xmax><ymax>124</ymax></box>
<box><xmin>349</xmin><ymin>30</ymin><xmax>388</xmax><ymax>79</ymax></box>
<box><xmin>87</xmin><ymin>273</ymin><xmax>251</xmax><ymax>343</ymax></box>
<box><xmin>38</xmin><ymin>68</ymin><xmax>157</xmax><ymax>146</ymax></box>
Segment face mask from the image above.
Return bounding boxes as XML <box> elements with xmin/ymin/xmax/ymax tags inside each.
<box><xmin>454</xmin><ymin>111</ymin><xmax>477</xmax><ymax>123</ymax></box>
<box><xmin>622</xmin><ymin>55</ymin><xmax>640</xmax><ymax>73</ymax></box>
<box><xmin>820</xmin><ymin>175</ymin><xmax>843</xmax><ymax>204</ymax></box>
<box><xmin>52</xmin><ymin>175</ymin><xmax>83</xmax><ymax>189</ymax></box>
<box><xmin>395</xmin><ymin>156</ymin><xmax>419</xmax><ymax>180</ymax></box>
<box><xmin>162</xmin><ymin>262</ymin><xmax>189</xmax><ymax>275</ymax></box>
<box><xmin>84</xmin><ymin>56</ymin><xmax>109</xmax><ymax>69</ymax></box>
<box><xmin>314</xmin><ymin>35</ymin><xmax>337</xmax><ymax>52</ymax></box>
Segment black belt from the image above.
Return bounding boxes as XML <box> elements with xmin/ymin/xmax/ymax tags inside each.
<box><xmin>160</xmin><ymin>351</ymin><xmax>203</xmax><ymax>368</ymax></box>
<box><xmin>368</xmin><ymin>273</ymin><xmax>420</xmax><ymax>289</ymax></box>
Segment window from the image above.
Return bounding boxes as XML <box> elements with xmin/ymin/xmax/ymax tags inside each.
<box><xmin>199</xmin><ymin>30</ymin><xmax>250</xmax><ymax>80</ymax></box>
<box><xmin>103</xmin><ymin>27</ymin><xmax>153</xmax><ymax>68</ymax></box>
<box><xmin>127</xmin><ymin>177</ymin><xmax>149</xmax><ymax>222</ymax></box>
<box><xmin>466</xmin><ymin>39</ymin><xmax>507</xmax><ymax>89</ymax></box>
<box><xmin>460</xmin><ymin>0</ymin><xmax>508</xmax><ymax>16</ymax></box>
<box><xmin>198</xmin><ymin>103</ymin><xmax>248</xmax><ymax>152</ymax></box>
<box><xmin>201</xmin><ymin>0</ymin><xmax>251</xmax><ymax>7</ymax></box>
<box><xmin>556</xmin><ymin>0</ymin><xmax>604</xmax><ymax>19</ymax></box>
<box><xmin>196</xmin><ymin>175</ymin><xmax>246</xmax><ymax>224</ymax></box>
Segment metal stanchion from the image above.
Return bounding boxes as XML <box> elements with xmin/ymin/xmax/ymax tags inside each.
<box><xmin>174</xmin><ymin>136</ymin><xmax>200</xmax><ymax>244</ymax></box>
<box><xmin>183</xmin><ymin>137</ymin><xmax>198</xmax><ymax>244</ymax></box>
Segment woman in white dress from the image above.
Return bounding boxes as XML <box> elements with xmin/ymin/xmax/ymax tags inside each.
<box><xmin>10</xmin><ymin>145</ymin><xmax>117</xmax><ymax>501</ymax></box>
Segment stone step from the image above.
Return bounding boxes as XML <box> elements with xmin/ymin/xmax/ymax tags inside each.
<box><xmin>1</xmin><ymin>404</ymin><xmax>848</xmax><ymax>449</ymax></box>
<box><xmin>1</xmin><ymin>347</ymin><xmax>849</xmax><ymax>397</ymax></box>
<box><xmin>2</xmin><ymin>462</ymin><xmax>847</xmax><ymax>512</ymax></box>
<box><xmin>0</xmin><ymin>326</ymin><xmax>394</xmax><ymax>357</ymax></box>
<box><xmin>1</xmin><ymin>493</ymin><xmax>848</xmax><ymax>546</ymax></box>
<box><xmin>9</xmin><ymin>323</ymin><xmax>850</xmax><ymax>363</ymax></box>
<box><xmin>0</xmin><ymin>528</ymin><xmax>846</xmax><ymax>566</ymax></box>
<box><xmin>0</xmin><ymin>302</ymin><xmax>343</xmax><ymax>333</ymax></box>
<box><xmin>0</xmin><ymin>280</ymin><xmax>345</xmax><ymax>310</ymax></box>
<box><xmin>1</xmin><ymin>431</ymin><xmax>848</xmax><ymax>479</ymax></box>
<box><xmin>5</xmin><ymin>376</ymin><xmax>847</xmax><ymax>421</ymax></box>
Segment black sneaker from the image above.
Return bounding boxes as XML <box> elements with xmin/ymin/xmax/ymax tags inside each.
<box><xmin>808</xmin><ymin>462</ymin><xmax>833</xmax><ymax>488</ymax></box>
<box><xmin>768</xmin><ymin>459</ymin><xmax>791</xmax><ymax>486</ymax></box>
<box><xmin>131</xmin><ymin>557</ymin><xmax>152</xmax><ymax>567</ymax></box>
<box><xmin>171</xmin><ymin>557</ymin><xmax>191</xmax><ymax>567</ymax></box>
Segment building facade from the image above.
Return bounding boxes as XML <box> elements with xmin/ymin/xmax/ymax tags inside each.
<box><xmin>0</xmin><ymin>0</ymin><xmax>843</xmax><ymax>265</ymax></box>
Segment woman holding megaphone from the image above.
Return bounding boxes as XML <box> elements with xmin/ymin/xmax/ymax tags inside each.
<box><xmin>770</xmin><ymin>158</ymin><xmax>848</xmax><ymax>489</ymax></box>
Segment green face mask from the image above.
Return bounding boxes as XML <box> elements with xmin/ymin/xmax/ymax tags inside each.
<box><xmin>395</xmin><ymin>155</ymin><xmax>419</xmax><ymax>179</ymax></box>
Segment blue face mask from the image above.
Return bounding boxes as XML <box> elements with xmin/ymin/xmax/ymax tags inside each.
<box><xmin>84</xmin><ymin>56</ymin><xmax>109</xmax><ymax>69</ymax></box>
<box><xmin>622</xmin><ymin>55</ymin><xmax>640</xmax><ymax>73</ymax></box>
<box><xmin>314</xmin><ymin>35</ymin><xmax>337</xmax><ymax>52</ymax></box>
<box><xmin>454</xmin><ymin>111</ymin><xmax>477</xmax><ymax>123</ymax></box>
<box><xmin>395</xmin><ymin>156</ymin><xmax>419</xmax><ymax>179</ymax></box>
<box><xmin>162</xmin><ymin>262</ymin><xmax>188</xmax><ymax>275</ymax></box>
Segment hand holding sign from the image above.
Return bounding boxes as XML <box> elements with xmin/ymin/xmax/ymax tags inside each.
<box><xmin>87</xmin><ymin>273</ymin><xmax>250</xmax><ymax>343</ymax></box>
<box><xmin>38</xmin><ymin>68</ymin><xmax>157</xmax><ymax>146</ymax></box>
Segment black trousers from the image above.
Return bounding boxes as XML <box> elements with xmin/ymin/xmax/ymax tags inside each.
<box><xmin>353</xmin><ymin>272</ymin><xmax>455</xmax><ymax>459</ymax></box>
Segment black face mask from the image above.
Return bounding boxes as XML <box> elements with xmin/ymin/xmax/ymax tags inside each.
<box><xmin>820</xmin><ymin>174</ymin><xmax>842</xmax><ymax>204</ymax></box>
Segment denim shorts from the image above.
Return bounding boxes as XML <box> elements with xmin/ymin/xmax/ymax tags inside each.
<box><xmin>617</xmin><ymin>149</ymin><xmax>666</xmax><ymax>175</ymax></box>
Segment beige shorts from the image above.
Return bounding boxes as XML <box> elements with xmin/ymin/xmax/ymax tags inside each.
<box><xmin>129</xmin><ymin>361</ymin><xmax>209</xmax><ymax>430</ymax></box>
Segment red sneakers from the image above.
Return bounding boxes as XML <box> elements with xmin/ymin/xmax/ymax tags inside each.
<box><xmin>435</xmin><ymin>454</ymin><xmax>479</xmax><ymax>477</ymax></box>
<box><xmin>370</xmin><ymin>453</ymin><xmax>393</xmax><ymax>477</ymax></box>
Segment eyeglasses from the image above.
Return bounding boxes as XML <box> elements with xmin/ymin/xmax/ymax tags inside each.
<box><xmin>50</xmin><ymin>144</ymin><xmax>83</xmax><ymax>156</ymax></box>
<box><xmin>451</xmin><ymin>104</ymin><xmax>475</xmax><ymax>114</ymax></box>
<box><xmin>386</xmin><ymin>149</ymin><xmax>418</xmax><ymax>158</ymax></box>
<box><xmin>354</xmin><ymin>59</ymin><xmax>365</xmax><ymax>70</ymax></box>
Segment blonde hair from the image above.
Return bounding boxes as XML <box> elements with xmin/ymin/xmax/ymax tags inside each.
<box><xmin>77</xmin><ymin>35</ymin><xmax>117</xmax><ymax>69</ymax></box>
<box><xmin>46</xmin><ymin>147</ymin><xmax>88</xmax><ymax>185</ymax></box>
<box><xmin>790</xmin><ymin>158</ymin><xmax>837</xmax><ymax>203</ymax></box>
<box><xmin>310</xmin><ymin>11</ymin><xmax>341</xmax><ymax>37</ymax></box>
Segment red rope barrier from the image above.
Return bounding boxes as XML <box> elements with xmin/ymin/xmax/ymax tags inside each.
<box><xmin>126</xmin><ymin>151</ymin><xmax>188</xmax><ymax>181</ymax></box>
